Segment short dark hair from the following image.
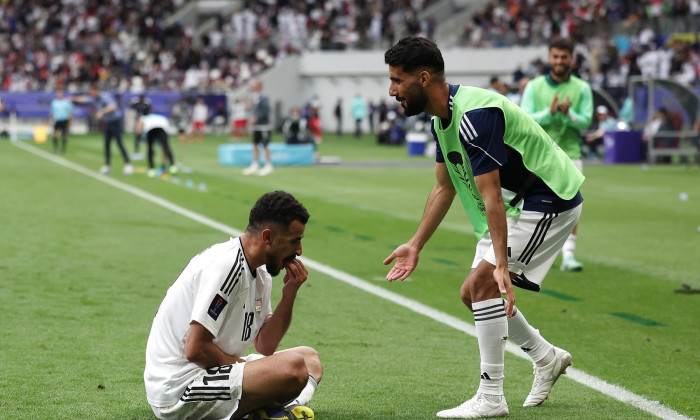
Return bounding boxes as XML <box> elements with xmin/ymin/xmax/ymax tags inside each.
<box><xmin>384</xmin><ymin>36</ymin><xmax>445</xmax><ymax>76</ymax></box>
<box><xmin>248</xmin><ymin>191</ymin><xmax>309</xmax><ymax>232</ymax></box>
<box><xmin>549</xmin><ymin>36</ymin><xmax>575</xmax><ymax>53</ymax></box>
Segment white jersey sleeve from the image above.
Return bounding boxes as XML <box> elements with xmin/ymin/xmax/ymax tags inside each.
<box><xmin>190</xmin><ymin>244</ymin><xmax>247</xmax><ymax>338</ymax></box>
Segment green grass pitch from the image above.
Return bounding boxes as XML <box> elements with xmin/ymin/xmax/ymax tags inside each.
<box><xmin>0</xmin><ymin>132</ymin><xmax>698</xmax><ymax>420</ymax></box>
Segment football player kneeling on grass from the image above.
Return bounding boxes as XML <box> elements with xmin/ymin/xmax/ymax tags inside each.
<box><xmin>145</xmin><ymin>191</ymin><xmax>321</xmax><ymax>420</ymax></box>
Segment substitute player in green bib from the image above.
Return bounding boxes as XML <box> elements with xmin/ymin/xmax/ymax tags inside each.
<box><xmin>520</xmin><ymin>37</ymin><xmax>593</xmax><ymax>272</ymax></box>
<box><xmin>383</xmin><ymin>36</ymin><xmax>584</xmax><ymax>418</ymax></box>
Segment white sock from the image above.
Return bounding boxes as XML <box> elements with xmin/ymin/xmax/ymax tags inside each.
<box><xmin>473</xmin><ymin>298</ymin><xmax>508</xmax><ymax>396</ymax></box>
<box><xmin>507</xmin><ymin>304</ymin><xmax>553</xmax><ymax>364</ymax></box>
<box><xmin>288</xmin><ymin>374</ymin><xmax>318</xmax><ymax>407</ymax></box>
<box><xmin>562</xmin><ymin>234</ymin><xmax>577</xmax><ymax>260</ymax></box>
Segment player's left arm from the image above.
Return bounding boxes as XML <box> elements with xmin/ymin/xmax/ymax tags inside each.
<box><xmin>474</xmin><ymin>169</ymin><xmax>514</xmax><ymax>317</ymax></box>
<box><xmin>466</xmin><ymin>108</ymin><xmax>514</xmax><ymax>316</ymax></box>
<box><xmin>564</xmin><ymin>83</ymin><xmax>594</xmax><ymax>131</ymax></box>
<box><xmin>254</xmin><ymin>258</ymin><xmax>308</xmax><ymax>355</ymax></box>
<box><xmin>185</xmin><ymin>321</ymin><xmax>246</xmax><ymax>368</ymax></box>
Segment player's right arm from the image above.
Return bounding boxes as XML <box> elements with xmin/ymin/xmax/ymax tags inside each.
<box><xmin>185</xmin><ymin>321</ymin><xmax>245</xmax><ymax>369</ymax></box>
<box><xmin>384</xmin><ymin>162</ymin><xmax>455</xmax><ymax>281</ymax></box>
<box><xmin>519</xmin><ymin>80</ymin><xmax>554</xmax><ymax>126</ymax></box>
<box><xmin>185</xmin><ymin>250</ymin><xmax>248</xmax><ymax>369</ymax></box>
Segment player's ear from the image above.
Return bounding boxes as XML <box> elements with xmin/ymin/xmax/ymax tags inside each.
<box><xmin>419</xmin><ymin>70</ymin><xmax>430</xmax><ymax>87</ymax></box>
<box><xmin>261</xmin><ymin>228</ymin><xmax>273</xmax><ymax>245</ymax></box>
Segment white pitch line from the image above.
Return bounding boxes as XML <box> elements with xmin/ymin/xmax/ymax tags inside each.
<box><xmin>14</xmin><ymin>141</ymin><xmax>693</xmax><ymax>420</ymax></box>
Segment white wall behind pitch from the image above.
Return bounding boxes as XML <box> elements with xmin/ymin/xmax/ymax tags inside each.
<box><xmin>255</xmin><ymin>46</ymin><xmax>548</xmax><ymax>134</ymax></box>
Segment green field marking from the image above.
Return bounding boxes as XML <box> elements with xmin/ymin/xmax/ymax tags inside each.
<box><xmin>324</xmin><ymin>225</ymin><xmax>345</xmax><ymax>233</ymax></box>
<box><xmin>353</xmin><ymin>234</ymin><xmax>375</xmax><ymax>241</ymax></box>
<box><xmin>540</xmin><ymin>289</ymin><xmax>583</xmax><ymax>301</ymax></box>
<box><xmin>610</xmin><ymin>312</ymin><xmax>666</xmax><ymax>327</ymax></box>
<box><xmin>431</xmin><ymin>257</ymin><xmax>460</xmax><ymax>266</ymax></box>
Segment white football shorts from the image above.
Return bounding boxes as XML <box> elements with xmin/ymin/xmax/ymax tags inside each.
<box><xmin>150</xmin><ymin>354</ymin><xmax>265</xmax><ymax>420</ymax></box>
<box><xmin>472</xmin><ymin>204</ymin><xmax>582</xmax><ymax>291</ymax></box>
<box><xmin>571</xmin><ymin>158</ymin><xmax>583</xmax><ymax>173</ymax></box>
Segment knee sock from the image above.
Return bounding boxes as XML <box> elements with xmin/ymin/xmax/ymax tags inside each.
<box><xmin>562</xmin><ymin>234</ymin><xmax>577</xmax><ymax>260</ymax></box>
<box><xmin>473</xmin><ymin>298</ymin><xmax>508</xmax><ymax>396</ymax></box>
<box><xmin>288</xmin><ymin>374</ymin><xmax>318</xmax><ymax>407</ymax></box>
<box><xmin>507</xmin><ymin>304</ymin><xmax>553</xmax><ymax>365</ymax></box>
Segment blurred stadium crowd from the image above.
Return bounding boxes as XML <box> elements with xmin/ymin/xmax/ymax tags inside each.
<box><xmin>0</xmin><ymin>0</ymin><xmax>698</xmax><ymax>96</ymax></box>
<box><xmin>459</xmin><ymin>0</ymin><xmax>700</xmax><ymax>102</ymax></box>
<box><xmin>0</xmin><ymin>0</ymin><xmax>435</xmax><ymax>93</ymax></box>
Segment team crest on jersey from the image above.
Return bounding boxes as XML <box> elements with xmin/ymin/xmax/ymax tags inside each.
<box><xmin>207</xmin><ymin>294</ymin><xmax>228</xmax><ymax>320</ymax></box>
<box><xmin>255</xmin><ymin>298</ymin><xmax>262</xmax><ymax>314</ymax></box>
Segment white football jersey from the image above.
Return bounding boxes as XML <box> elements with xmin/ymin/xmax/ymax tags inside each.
<box><xmin>141</xmin><ymin>113</ymin><xmax>170</xmax><ymax>132</ymax></box>
<box><xmin>144</xmin><ymin>237</ymin><xmax>273</xmax><ymax>407</ymax></box>
<box><xmin>192</xmin><ymin>103</ymin><xmax>209</xmax><ymax>122</ymax></box>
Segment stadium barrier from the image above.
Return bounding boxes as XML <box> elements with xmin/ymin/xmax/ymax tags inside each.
<box><xmin>218</xmin><ymin>143</ymin><xmax>315</xmax><ymax>166</ymax></box>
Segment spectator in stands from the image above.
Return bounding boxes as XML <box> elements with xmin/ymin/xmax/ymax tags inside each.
<box><xmin>171</xmin><ymin>97</ymin><xmax>191</xmax><ymax>145</ymax></box>
<box><xmin>71</xmin><ymin>84</ymin><xmax>133</xmax><ymax>175</ymax></box>
<box><xmin>509</xmin><ymin>76</ymin><xmax>530</xmax><ymax>106</ymax></box>
<box><xmin>129</xmin><ymin>94</ymin><xmax>152</xmax><ymax>157</ymax></box>
<box><xmin>189</xmin><ymin>98</ymin><xmax>210</xmax><ymax>143</ymax></box>
<box><xmin>497</xmin><ymin>82</ymin><xmax>515</xmax><ymax>102</ymax></box>
<box><xmin>520</xmin><ymin>37</ymin><xmax>593</xmax><ymax>273</ymax></box>
<box><xmin>49</xmin><ymin>89</ymin><xmax>74</xmax><ymax>154</ymax></box>
<box><xmin>642</xmin><ymin>107</ymin><xmax>677</xmax><ymax>163</ymax></box>
<box><xmin>351</xmin><ymin>94</ymin><xmax>368</xmax><ymax>138</ymax></box>
<box><xmin>584</xmin><ymin>105</ymin><xmax>618</xmax><ymax>158</ymax></box>
<box><xmin>487</xmin><ymin>76</ymin><xmax>502</xmax><ymax>92</ymax></box>
<box><xmin>243</xmin><ymin>79</ymin><xmax>273</xmax><ymax>176</ymax></box>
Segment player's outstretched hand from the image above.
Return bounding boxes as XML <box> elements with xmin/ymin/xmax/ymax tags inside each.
<box><xmin>493</xmin><ymin>266</ymin><xmax>515</xmax><ymax>317</ymax></box>
<box><xmin>384</xmin><ymin>244</ymin><xmax>419</xmax><ymax>282</ymax></box>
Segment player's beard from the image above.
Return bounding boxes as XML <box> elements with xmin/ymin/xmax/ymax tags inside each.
<box><xmin>265</xmin><ymin>253</ymin><xmax>296</xmax><ymax>277</ymax></box>
<box><xmin>398</xmin><ymin>85</ymin><xmax>428</xmax><ymax>117</ymax></box>
<box><xmin>550</xmin><ymin>64</ymin><xmax>570</xmax><ymax>79</ymax></box>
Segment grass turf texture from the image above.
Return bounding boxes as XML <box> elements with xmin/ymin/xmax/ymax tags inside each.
<box><xmin>0</xmin><ymin>133</ymin><xmax>698</xmax><ymax>419</ymax></box>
